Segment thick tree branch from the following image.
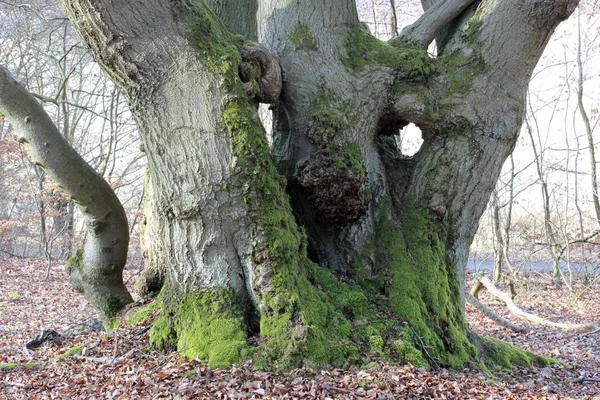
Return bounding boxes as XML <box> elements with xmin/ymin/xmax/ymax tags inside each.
<box><xmin>0</xmin><ymin>65</ymin><xmax>132</xmax><ymax>323</ymax></box>
<box><xmin>400</xmin><ymin>0</ymin><xmax>477</xmax><ymax>48</ymax></box>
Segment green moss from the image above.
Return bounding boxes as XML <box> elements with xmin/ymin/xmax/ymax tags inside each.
<box><xmin>373</xmin><ymin>197</ymin><xmax>477</xmax><ymax>368</ymax></box>
<box><xmin>394</xmin><ymin>327</ymin><xmax>428</xmax><ymax>367</ymax></box>
<box><xmin>438</xmin><ymin>52</ymin><xmax>485</xmax><ymax>94</ymax></box>
<box><xmin>104</xmin><ymin>297</ymin><xmax>124</xmax><ymax>321</ymax></box>
<box><xmin>9</xmin><ymin>290</ymin><xmax>21</xmax><ymax>300</ymax></box>
<box><xmin>184</xmin><ymin>1</ymin><xmax>244</xmax><ymax>91</ymax></box>
<box><xmin>127</xmin><ymin>301</ymin><xmax>158</xmax><ymax>326</ymax></box>
<box><xmin>342</xmin><ymin>24</ymin><xmax>436</xmax><ymax>79</ymax></box>
<box><xmin>308</xmin><ymin>85</ymin><xmax>356</xmax><ymax>143</ymax></box>
<box><xmin>289</xmin><ymin>24</ymin><xmax>318</xmax><ymax>51</ymax></box>
<box><xmin>150</xmin><ymin>288</ymin><xmax>250</xmax><ymax>369</ymax></box>
<box><xmin>463</xmin><ymin>7</ymin><xmax>484</xmax><ymax>46</ymax></box>
<box><xmin>478</xmin><ymin>336</ymin><xmax>555</xmax><ymax>370</ymax></box>
<box><xmin>0</xmin><ymin>362</ymin><xmax>37</xmax><ymax>369</ymax></box>
<box><xmin>364</xmin><ymin>326</ymin><xmax>384</xmax><ymax>354</ymax></box>
<box><xmin>66</xmin><ymin>247</ymin><xmax>84</xmax><ymax>273</ymax></box>
<box><xmin>345</xmin><ymin>143</ymin><xmax>364</xmax><ymax>177</ymax></box>
<box><xmin>49</xmin><ymin>345</ymin><xmax>84</xmax><ymax>362</ymax></box>
<box><xmin>330</xmin><ymin>143</ymin><xmax>365</xmax><ymax>178</ymax></box>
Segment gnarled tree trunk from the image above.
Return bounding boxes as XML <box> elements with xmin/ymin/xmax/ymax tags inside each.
<box><xmin>58</xmin><ymin>0</ymin><xmax>578</xmax><ymax>369</ymax></box>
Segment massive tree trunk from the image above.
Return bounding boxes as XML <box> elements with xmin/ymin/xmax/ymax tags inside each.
<box><xmin>59</xmin><ymin>0</ymin><xmax>577</xmax><ymax>369</ymax></box>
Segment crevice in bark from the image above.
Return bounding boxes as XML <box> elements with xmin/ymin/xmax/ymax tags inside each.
<box><xmin>285</xmin><ymin>178</ymin><xmax>345</xmax><ymax>273</ymax></box>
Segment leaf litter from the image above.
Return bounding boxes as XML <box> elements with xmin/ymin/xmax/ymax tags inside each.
<box><xmin>1</xmin><ymin>258</ymin><xmax>599</xmax><ymax>399</ymax></box>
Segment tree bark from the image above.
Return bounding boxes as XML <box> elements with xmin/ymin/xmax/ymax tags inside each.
<box><xmin>57</xmin><ymin>0</ymin><xmax>579</xmax><ymax>369</ymax></box>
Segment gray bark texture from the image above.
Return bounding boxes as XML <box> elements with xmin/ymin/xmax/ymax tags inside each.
<box><xmin>54</xmin><ymin>0</ymin><xmax>578</xmax><ymax>368</ymax></box>
<box><xmin>0</xmin><ymin>65</ymin><xmax>132</xmax><ymax>323</ymax></box>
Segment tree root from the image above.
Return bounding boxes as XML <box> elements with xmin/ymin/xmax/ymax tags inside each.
<box><xmin>469</xmin><ymin>276</ymin><xmax>599</xmax><ymax>333</ymax></box>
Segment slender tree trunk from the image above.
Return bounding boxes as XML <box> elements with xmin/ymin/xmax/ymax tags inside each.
<box><xmin>0</xmin><ymin>65</ymin><xmax>132</xmax><ymax>323</ymax></box>
<box><xmin>576</xmin><ymin>10</ymin><xmax>600</xmax><ymax>226</ymax></box>
<box><xmin>491</xmin><ymin>189</ymin><xmax>503</xmax><ymax>282</ymax></box>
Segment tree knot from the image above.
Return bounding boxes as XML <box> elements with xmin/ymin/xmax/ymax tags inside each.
<box><xmin>297</xmin><ymin>148</ymin><xmax>369</xmax><ymax>224</ymax></box>
<box><xmin>238</xmin><ymin>42</ymin><xmax>282</xmax><ymax>105</ymax></box>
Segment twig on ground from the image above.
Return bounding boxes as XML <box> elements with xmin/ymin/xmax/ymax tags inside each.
<box><xmin>407</xmin><ymin>324</ymin><xmax>442</xmax><ymax>370</ymax></box>
<box><xmin>573</xmin><ymin>370</ymin><xmax>600</xmax><ymax>383</ymax></box>
<box><xmin>73</xmin><ymin>348</ymin><xmax>135</xmax><ymax>364</ymax></box>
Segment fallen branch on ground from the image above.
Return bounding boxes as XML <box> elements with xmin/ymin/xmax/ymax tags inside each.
<box><xmin>73</xmin><ymin>349</ymin><xmax>135</xmax><ymax>364</ymax></box>
<box><xmin>466</xmin><ymin>293</ymin><xmax>529</xmax><ymax>333</ymax></box>
<box><xmin>472</xmin><ymin>276</ymin><xmax>599</xmax><ymax>333</ymax></box>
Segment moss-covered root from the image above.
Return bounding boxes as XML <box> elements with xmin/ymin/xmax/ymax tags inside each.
<box><xmin>471</xmin><ymin>334</ymin><xmax>557</xmax><ymax>371</ymax></box>
<box><xmin>369</xmin><ymin>200</ymin><xmax>476</xmax><ymax>368</ymax></box>
<box><xmin>149</xmin><ymin>288</ymin><xmax>251</xmax><ymax>369</ymax></box>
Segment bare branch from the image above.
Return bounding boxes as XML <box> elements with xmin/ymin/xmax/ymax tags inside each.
<box><xmin>400</xmin><ymin>0</ymin><xmax>477</xmax><ymax>48</ymax></box>
<box><xmin>466</xmin><ymin>293</ymin><xmax>530</xmax><ymax>333</ymax></box>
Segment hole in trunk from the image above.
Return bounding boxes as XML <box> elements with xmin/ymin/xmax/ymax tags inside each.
<box><xmin>376</xmin><ymin>116</ymin><xmax>423</xmax><ymax>156</ymax></box>
<box><xmin>396</xmin><ymin>123</ymin><xmax>423</xmax><ymax>156</ymax></box>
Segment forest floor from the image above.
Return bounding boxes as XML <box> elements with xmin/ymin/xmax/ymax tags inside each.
<box><xmin>0</xmin><ymin>258</ymin><xmax>599</xmax><ymax>399</ymax></box>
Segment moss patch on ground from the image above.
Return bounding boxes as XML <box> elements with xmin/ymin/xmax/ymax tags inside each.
<box><xmin>0</xmin><ymin>362</ymin><xmax>38</xmax><ymax>369</ymax></box>
<box><xmin>49</xmin><ymin>345</ymin><xmax>84</xmax><ymax>362</ymax></box>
